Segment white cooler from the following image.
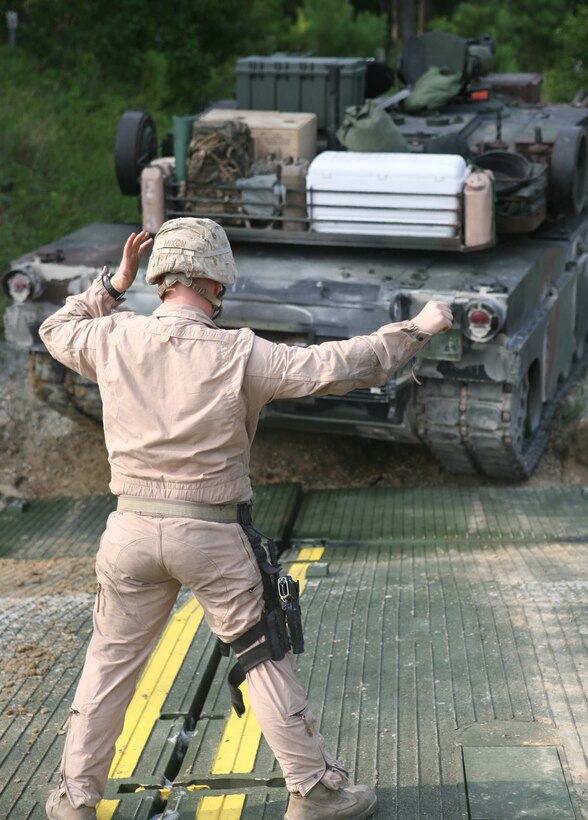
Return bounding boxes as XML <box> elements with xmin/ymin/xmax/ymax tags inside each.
<box><xmin>306</xmin><ymin>152</ymin><xmax>468</xmax><ymax>238</ymax></box>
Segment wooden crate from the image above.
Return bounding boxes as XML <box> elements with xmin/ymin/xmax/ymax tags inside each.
<box><xmin>199</xmin><ymin>109</ymin><xmax>317</xmax><ymax>161</ymax></box>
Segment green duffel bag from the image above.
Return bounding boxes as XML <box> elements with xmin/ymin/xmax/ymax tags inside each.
<box><xmin>404</xmin><ymin>65</ymin><xmax>463</xmax><ymax>113</ymax></box>
<box><xmin>336</xmin><ymin>100</ymin><xmax>408</xmax><ymax>152</ymax></box>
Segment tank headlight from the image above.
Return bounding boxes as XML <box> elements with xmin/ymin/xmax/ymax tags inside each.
<box><xmin>461</xmin><ymin>299</ymin><xmax>505</xmax><ymax>342</ymax></box>
<box><xmin>2</xmin><ymin>266</ymin><xmax>45</xmax><ymax>303</ymax></box>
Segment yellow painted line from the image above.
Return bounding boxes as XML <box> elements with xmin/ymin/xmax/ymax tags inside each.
<box><xmin>289</xmin><ymin>561</ymin><xmax>312</xmax><ymax>594</ymax></box>
<box><xmin>212</xmin><ymin>685</ymin><xmax>258</xmax><ymax>774</ymax></box>
<box><xmin>296</xmin><ymin>546</ymin><xmax>325</xmax><ymax>562</ymax></box>
<box><xmin>109</xmin><ymin>596</ymin><xmax>204</xmax><ymax>778</ymax></box>
<box><xmin>96</xmin><ymin>597</ymin><xmax>204</xmax><ymax>820</ymax></box>
<box><xmin>197</xmin><ymin>793</ymin><xmax>246</xmax><ymax>819</ymax></box>
<box><xmin>96</xmin><ymin>800</ymin><xmax>118</xmax><ymax>820</ymax></box>
<box><xmin>290</xmin><ymin>545</ymin><xmax>325</xmax><ymax>594</ymax></box>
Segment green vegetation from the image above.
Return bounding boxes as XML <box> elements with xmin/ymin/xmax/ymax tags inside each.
<box><xmin>429</xmin><ymin>0</ymin><xmax>588</xmax><ymax>100</ymax></box>
<box><xmin>543</xmin><ymin>7</ymin><xmax>588</xmax><ymax>101</ymax></box>
<box><xmin>0</xmin><ymin>47</ymin><xmax>139</xmax><ymax>324</ymax></box>
<box><xmin>561</xmin><ymin>394</ymin><xmax>586</xmax><ymax>426</ymax></box>
<box><xmin>286</xmin><ymin>0</ymin><xmax>388</xmax><ymax>57</ymax></box>
<box><xmin>429</xmin><ymin>0</ymin><xmax>570</xmax><ymax>72</ymax></box>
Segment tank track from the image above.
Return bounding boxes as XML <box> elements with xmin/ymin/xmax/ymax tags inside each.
<box><xmin>27</xmin><ymin>347</ymin><xmax>582</xmax><ymax>479</ymax></box>
<box><xmin>415</xmin><ymin>363</ymin><xmax>584</xmax><ymax>480</ymax></box>
<box><xmin>28</xmin><ymin>351</ymin><xmax>102</xmax><ymax>424</ymax></box>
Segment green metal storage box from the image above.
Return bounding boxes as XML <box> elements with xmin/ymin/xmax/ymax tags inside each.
<box><xmin>235</xmin><ymin>56</ymin><xmax>366</xmax><ymax>130</ymax></box>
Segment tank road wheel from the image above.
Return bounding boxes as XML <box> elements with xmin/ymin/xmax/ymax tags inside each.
<box><xmin>550</xmin><ymin>126</ymin><xmax>588</xmax><ymax>215</ymax></box>
<box><xmin>416</xmin><ymin>368</ymin><xmax>552</xmax><ymax>480</ymax></box>
<box><xmin>114</xmin><ymin>111</ymin><xmax>158</xmax><ymax>196</ymax></box>
<box><xmin>29</xmin><ymin>351</ymin><xmax>103</xmax><ymax>424</ymax></box>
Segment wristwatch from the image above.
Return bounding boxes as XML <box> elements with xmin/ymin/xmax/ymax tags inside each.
<box><xmin>101</xmin><ymin>270</ymin><xmax>125</xmax><ymax>301</ymax></box>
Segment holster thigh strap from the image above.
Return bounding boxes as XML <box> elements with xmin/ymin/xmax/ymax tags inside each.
<box><xmin>227</xmin><ymin>643</ymin><xmax>275</xmax><ymax>717</ymax></box>
<box><xmin>222</xmin><ymin>619</ymin><xmax>276</xmax><ymax>717</ymax></box>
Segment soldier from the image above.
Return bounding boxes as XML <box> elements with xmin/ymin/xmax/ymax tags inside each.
<box><xmin>41</xmin><ymin>218</ymin><xmax>452</xmax><ymax>820</ymax></box>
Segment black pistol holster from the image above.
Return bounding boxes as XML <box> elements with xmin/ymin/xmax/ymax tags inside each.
<box><xmin>218</xmin><ymin>503</ymin><xmax>305</xmax><ymax>717</ymax></box>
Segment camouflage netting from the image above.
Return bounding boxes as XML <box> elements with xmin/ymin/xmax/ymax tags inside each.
<box><xmin>184</xmin><ymin>120</ymin><xmax>252</xmax><ymax>224</ymax></box>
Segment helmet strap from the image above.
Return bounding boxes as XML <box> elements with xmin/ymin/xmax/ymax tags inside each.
<box><xmin>188</xmin><ymin>281</ymin><xmax>223</xmax><ymax>311</ymax></box>
<box><xmin>157</xmin><ymin>273</ymin><xmax>223</xmax><ymax>317</ymax></box>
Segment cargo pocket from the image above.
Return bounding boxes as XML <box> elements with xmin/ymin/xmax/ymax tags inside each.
<box><xmin>235</xmin><ymin>526</ymin><xmax>263</xmax><ymax>590</ymax></box>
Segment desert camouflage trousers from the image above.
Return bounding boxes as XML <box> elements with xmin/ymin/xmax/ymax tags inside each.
<box><xmin>58</xmin><ymin>510</ymin><xmax>348</xmax><ymax>808</ymax></box>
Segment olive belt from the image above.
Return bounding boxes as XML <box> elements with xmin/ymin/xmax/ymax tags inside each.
<box><xmin>116</xmin><ymin>495</ymin><xmax>241</xmax><ymax>523</ymax></box>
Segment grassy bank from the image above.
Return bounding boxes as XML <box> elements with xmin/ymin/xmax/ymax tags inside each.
<box><xmin>0</xmin><ymin>47</ymin><xmax>164</xmax><ymax>328</ymax></box>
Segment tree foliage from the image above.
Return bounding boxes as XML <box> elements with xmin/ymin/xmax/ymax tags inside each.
<box><xmin>8</xmin><ymin>0</ymin><xmax>588</xmax><ymax>104</ymax></box>
<box><xmin>18</xmin><ymin>0</ymin><xmax>287</xmax><ymax>110</ymax></box>
<box><xmin>286</xmin><ymin>0</ymin><xmax>388</xmax><ymax>57</ymax></box>
<box><xmin>429</xmin><ymin>0</ymin><xmax>569</xmax><ymax>73</ymax></box>
<box><xmin>543</xmin><ymin>7</ymin><xmax>588</xmax><ymax>101</ymax></box>
<box><xmin>12</xmin><ymin>0</ymin><xmax>392</xmax><ymax>109</ymax></box>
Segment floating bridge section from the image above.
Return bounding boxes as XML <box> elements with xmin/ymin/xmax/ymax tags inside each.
<box><xmin>1</xmin><ymin>484</ymin><xmax>588</xmax><ymax>819</ymax></box>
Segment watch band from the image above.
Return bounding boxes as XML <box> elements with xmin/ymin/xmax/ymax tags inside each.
<box><xmin>102</xmin><ymin>271</ymin><xmax>125</xmax><ymax>301</ymax></box>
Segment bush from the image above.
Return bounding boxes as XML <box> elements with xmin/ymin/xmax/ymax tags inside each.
<box><xmin>286</xmin><ymin>0</ymin><xmax>388</xmax><ymax>57</ymax></box>
<box><xmin>429</xmin><ymin>0</ymin><xmax>568</xmax><ymax>74</ymax></box>
<box><xmin>17</xmin><ymin>0</ymin><xmax>287</xmax><ymax>112</ymax></box>
<box><xmin>543</xmin><ymin>8</ymin><xmax>588</xmax><ymax>102</ymax></box>
<box><xmin>0</xmin><ymin>46</ymin><xmax>141</xmax><ymax>333</ymax></box>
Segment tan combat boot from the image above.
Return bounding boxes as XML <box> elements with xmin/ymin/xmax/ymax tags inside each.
<box><xmin>285</xmin><ymin>781</ymin><xmax>377</xmax><ymax>819</ymax></box>
<box><xmin>45</xmin><ymin>787</ymin><xmax>96</xmax><ymax>820</ymax></box>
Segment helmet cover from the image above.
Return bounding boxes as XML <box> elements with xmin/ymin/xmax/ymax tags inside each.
<box><xmin>145</xmin><ymin>217</ymin><xmax>237</xmax><ymax>287</ymax></box>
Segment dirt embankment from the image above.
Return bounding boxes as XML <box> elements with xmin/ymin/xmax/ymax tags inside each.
<box><xmin>1</xmin><ymin>343</ymin><xmax>588</xmax><ymax>503</ymax></box>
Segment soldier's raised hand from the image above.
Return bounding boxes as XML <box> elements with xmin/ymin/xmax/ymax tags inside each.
<box><xmin>111</xmin><ymin>231</ymin><xmax>153</xmax><ymax>294</ymax></box>
<box><xmin>413</xmin><ymin>300</ymin><xmax>453</xmax><ymax>335</ymax></box>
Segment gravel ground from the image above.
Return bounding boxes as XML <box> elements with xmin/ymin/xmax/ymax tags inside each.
<box><xmin>1</xmin><ymin>342</ymin><xmax>588</xmax><ymax>503</ymax></box>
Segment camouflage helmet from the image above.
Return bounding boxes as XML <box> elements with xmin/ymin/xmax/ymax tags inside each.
<box><xmin>145</xmin><ymin>217</ymin><xmax>238</xmax><ymax>289</ymax></box>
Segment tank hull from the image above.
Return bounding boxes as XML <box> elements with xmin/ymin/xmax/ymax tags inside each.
<box><xmin>4</xmin><ymin>209</ymin><xmax>588</xmax><ymax>478</ymax></box>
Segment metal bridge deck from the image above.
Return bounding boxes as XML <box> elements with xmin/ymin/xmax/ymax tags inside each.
<box><xmin>1</xmin><ymin>485</ymin><xmax>587</xmax><ymax>819</ymax></box>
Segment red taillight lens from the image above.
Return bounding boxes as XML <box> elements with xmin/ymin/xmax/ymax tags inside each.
<box><xmin>470</xmin><ymin>309</ymin><xmax>492</xmax><ymax>326</ymax></box>
<box><xmin>462</xmin><ymin>299</ymin><xmax>505</xmax><ymax>342</ymax></box>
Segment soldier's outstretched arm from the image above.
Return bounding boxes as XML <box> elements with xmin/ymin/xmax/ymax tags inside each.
<box><xmin>243</xmin><ymin>300</ymin><xmax>453</xmax><ymax>406</ymax></box>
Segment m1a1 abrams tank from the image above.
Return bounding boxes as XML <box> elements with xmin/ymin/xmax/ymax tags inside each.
<box><xmin>4</xmin><ymin>31</ymin><xmax>588</xmax><ymax>480</ymax></box>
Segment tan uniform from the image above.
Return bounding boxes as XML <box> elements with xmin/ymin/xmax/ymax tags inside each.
<box><xmin>40</xmin><ymin>275</ymin><xmax>430</xmax><ymax>808</ymax></box>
